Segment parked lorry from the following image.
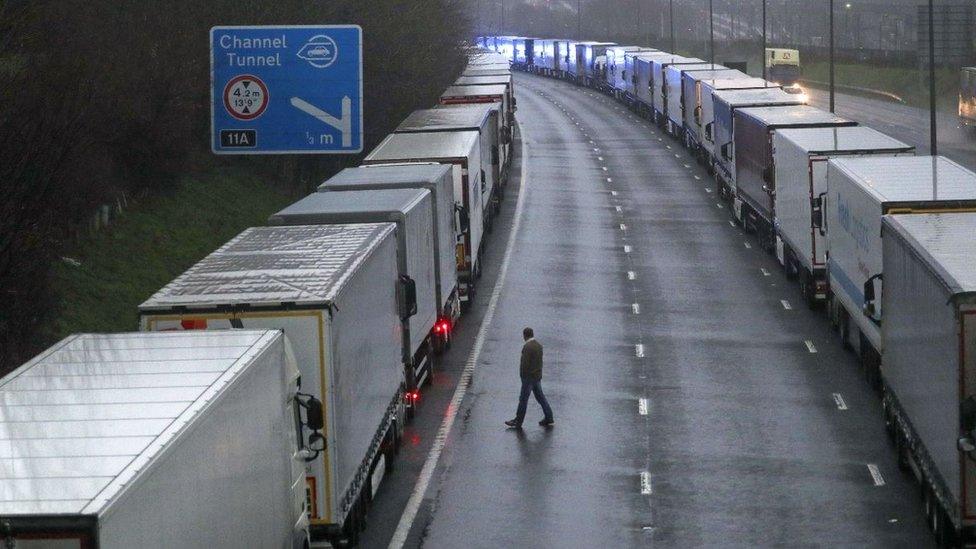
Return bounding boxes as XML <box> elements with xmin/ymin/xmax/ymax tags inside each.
<box><xmin>773</xmin><ymin>127</ymin><xmax>914</xmax><ymax>307</ymax></box>
<box><xmin>574</xmin><ymin>42</ymin><xmax>616</xmax><ymax>86</ymax></box>
<box><xmin>268</xmin><ymin>189</ymin><xmax>437</xmax><ymax>398</ymax></box>
<box><xmin>825</xmin><ymin>156</ymin><xmax>976</xmax><ymax>387</ymax></box>
<box><xmin>399</xmin><ymin>103</ymin><xmax>509</xmax><ymax>195</ymax></box>
<box><xmin>632</xmin><ymin>52</ymin><xmax>673</xmax><ymax>116</ymax></box>
<box><xmin>607</xmin><ymin>46</ymin><xmax>653</xmax><ymax>96</ymax></box>
<box><xmin>664</xmin><ymin>62</ymin><xmax>727</xmax><ymax>136</ymax></box>
<box><xmin>363</xmin><ymin>131</ymin><xmax>486</xmax><ymax>306</ymax></box>
<box><xmin>731</xmin><ymin>105</ymin><xmax>856</xmax><ymax>245</ymax></box>
<box><xmin>650</xmin><ymin>56</ymin><xmax>703</xmax><ymax>125</ymax></box>
<box><xmin>513</xmin><ymin>37</ymin><xmax>535</xmax><ymax>69</ymax></box>
<box><xmin>556</xmin><ymin>39</ymin><xmax>575</xmax><ymax>79</ymax></box>
<box><xmin>0</xmin><ymin>330</ymin><xmax>317</xmax><ymax>549</ymax></box>
<box><xmin>680</xmin><ymin>68</ymin><xmax>745</xmax><ymax>149</ymax></box>
<box><xmin>960</xmin><ymin>67</ymin><xmax>976</xmax><ymax>128</ymax></box>
<box><xmin>697</xmin><ymin>77</ymin><xmax>775</xmax><ymax>166</ymax></box>
<box><xmin>710</xmin><ymin>86</ymin><xmax>802</xmax><ymax>198</ymax></box>
<box><xmin>139</xmin><ymin>224</ymin><xmax>406</xmax><ymax>544</ymax></box>
<box><xmin>440</xmin><ymin>84</ymin><xmax>514</xmax><ymax>129</ymax></box>
<box><xmin>879</xmin><ymin>212</ymin><xmax>976</xmax><ymax>545</ymax></box>
<box><xmin>765</xmin><ymin>48</ymin><xmax>801</xmax><ymax>88</ymax></box>
<box><xmin>316</xmin><ymin>164</ymin><xmax>458</xmax><ymax>343</ymax></box>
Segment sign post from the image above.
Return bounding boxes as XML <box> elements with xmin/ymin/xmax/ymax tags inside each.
<box><xmin>210</xmin><ymin>25</ymin><xmax>363</xmax><ymax>154</ymax></box>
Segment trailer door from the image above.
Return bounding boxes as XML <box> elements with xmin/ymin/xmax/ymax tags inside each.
<box><xmin>964</xmin><ymin>307</ymin><xmax>976</xmax><ymax>520</ymax></box>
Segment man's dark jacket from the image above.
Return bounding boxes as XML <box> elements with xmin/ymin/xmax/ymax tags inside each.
<box><xmin>520</xmin><ymin>339</ymin><xmax>543</xmax><ymax>380</ymax></box>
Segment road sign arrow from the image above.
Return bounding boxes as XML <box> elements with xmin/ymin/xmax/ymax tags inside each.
<box><xmin>290</xmin><ymin>96</ymin><xmax>352</xmax><ymax>148</ymax></box>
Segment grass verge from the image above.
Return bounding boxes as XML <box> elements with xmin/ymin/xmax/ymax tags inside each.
<box><xmin>803</xmin><ymin>62</ymin><xmax>958</xmax><ymax>110</ymax></box>
<box><xmin>42</xmin><ymin>169</ymin><xmax>295</xmax><ymax>340</ymax></box>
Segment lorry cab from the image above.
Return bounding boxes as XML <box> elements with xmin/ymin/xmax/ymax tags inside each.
<box><xmin>765</xmin><ymin>48</ymin><xmax>801</xmax><ymax>89</ymax></box>
<box><xmin>960</xmin><ymin>67</ymin><xmax>976</xmax><ymax>127</ymax></box>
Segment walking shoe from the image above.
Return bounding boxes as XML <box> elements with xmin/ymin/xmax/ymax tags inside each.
<box><xmin>539</xmin><ymin>418</ymin><xmax>555</xmax><ymax>426</ymax></box>
<box><xmin>504</xmin><ymin>419</ymin><xmax>522</xmax><ymax>428</ymax></box>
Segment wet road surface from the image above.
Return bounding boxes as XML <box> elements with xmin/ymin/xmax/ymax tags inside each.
<box><xmin>364</xmin><ymin>72</ymin><xmax>936</xmax><ymax>548</ymax></box>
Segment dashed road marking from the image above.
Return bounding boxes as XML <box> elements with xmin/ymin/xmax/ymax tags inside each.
<box><xmin>635</xmin><ymin>344</ymin><xmax>645</xmax><ymax>357</ymax></box>
<box><xmin>638</xmin><ymin>398</ymin><xmax>649</xmax><ymax>415</ymax></box>
<box><xmin>684</xmin><ymin>164</ymin><xmax>691</xmax><ymax>168</ymax></box>
<box><xmin>607</xmin><ymin>177</ymin><xmax>613</xmax><ymax>182</ymax></box>
<box><xmin>598</xmin><ymin>156</ymin><xmax>604</xmax><ymax>161</ymax></box>
<box><xmin>632</xmin><ymin>303</ymin><xmax>640</xmax><ymax>314</ymax></box>
<box><xmin>640</xmin><ymin>471</ymin><xmax>653</xmax><ymax>494</ymax></box>
<box><xmin>620</xmin><ymin>223</ymin><xmax>628</xmax><ymax>231</ymax></box>
<box><xmin>716</xmin><ymin>203</ymin><xmax>723</xmax><ymax>209</ymax></box>
<box><xmin>615</xmin><ymin>206</ymin><xmax>623</xmax><ymax>212</ymax></box>
<box><xmin>627</xmin><ymin>271</ymin><xmax>636</xmax><ymax>280</ymax></box>
<box><xmin>867</xmin><ymin>464</ymin><xmax>885</xmax><ymax>486</ymax></box>
<box><xmin>623</xmin><ymin>245</ymin><xmax>632</xmax><ymax>253</ymax></box>
<box><xmin>761</xmin><ymin>268</ymin><xmax>771</xmax><ymax>276</ymax></box>
<box><xmin>781</xmin><ymin>300</ymin><xmax>792</xmax><ymax>310</ymax></box>
<box><xmin>744</xmin><ymin>242</ymin><xmax>752</xmax><ymax>249</ymax></box>
<box><xmin>611</xmin><ymin>191</ymin><xmax>618</xmax><ymax>196</ymax></box>
<box><xmin>666</xmin><ymin>145</ymin><xmax>671</xmax><ymax>149</ymax></box>
<box><xmin>694</xmin><ymin>175</ymin><xmax>701</xmax><ymax>180</ymax></box>
<box><xmin>832</xmin><ymin>393</ymin><xmax>848</xmax><ymax>410</ymax></box>
<box><xmin>705</xmin><ymin>188</ymin><xmax>712</xmax><ymax>193</ymax></box>
<box><xmin>805</xmin><ymin>340</ymin><xmax>818</xmax><ymax>353</ymax></box>
<box><xmin>602</xmin><ymin>166</ymin><xmax>608</xmax><ymax>171</ymax></box>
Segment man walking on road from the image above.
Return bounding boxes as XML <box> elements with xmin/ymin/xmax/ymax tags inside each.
<box><xmin>506</xmin><ymin>327</ymin><xmax>555</xmax><ymax>428</ymax></box>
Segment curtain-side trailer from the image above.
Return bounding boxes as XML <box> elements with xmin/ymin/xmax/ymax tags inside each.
<box><xmin>316</xmin><ymin>164</ymin><xmax>458</xmax><ymax>341</ymax></box>
<box><xmin>139</xmin><ymin>224</ymin><xmax>405</xmax><ymax>545</ymax></box>
<box><xmin>0</xmin><ymin>331</ymin><xmax>314</xmax><ymax>548</ymax></box>
<box><xmin>363</xmin><ymin>131</ymin><xmax>486</xmax><ymax>306</ymax></box>
<box><xmin>268</xmin><ymin>190</ymin><xmax>437</xmax><ymax>402</ymax></box>
<box><xmin>773</xmin><ymin>127</ymin><xmax>914</xmax><ymax>307</ymax></box>
<box><xmin>731</xmin><ymin>105</ymin><xmax>856</xmax><ymax>245</ymax></box>
<box><xmin>880</xmin><ymin>212</ymin><xmax>976</xmax><ymax>545</ymax></box>
<box><xmin>825</xmin><ymin>156</ymin><xmax>976</xmax><ymax>387</ymax></box>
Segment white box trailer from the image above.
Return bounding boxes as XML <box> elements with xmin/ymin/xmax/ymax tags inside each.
<box><xmin>773</xmin><ymin>127</ymin><xmax>914</xmax><ymax>306</ymax></box>
<box><xmin>463</xmin><ymin>66</ymin><xmax>510</xmax><ymax>77</ymax></box>
<box><xmin>556</xmin><ymin>39</ymin><xmax>575</xmax><ymax>78</ymax></box>
<box><xmin>363</xmin><ymin>131</ymin><xmax>485</xmax><ymax>305</ymax></box>
<box><xmin>880</xmin><ymin>212</ymin><xmax>976</xmax><ymax>543</ymax></box>
<box><xmin>315</xmin><ymin>164</ymin><xmax>458</xmax><ymax>334</ymax></box>
<box><xmin>664</xmin><ymin>62</ymin><xmax>727</xmax><ymax>135</ymax></box>
<box><xmin>650</xmin><ymin>56</ymin><xmax>703</xmax><ymax>125</ymax></box>
<box><xmin>710</xmin><ymin>86</ymin><xmax>802</xmax><ymax>197</ymax></box>
<box><xmin>0</xmin><ymin>331</ymin><xmax>312</xmax><ymax>548</ymax></box>
<box><xmin>825</xmin><ymin>156</ymin><xmax>976</xmax><ymax>376</ymax></box>
<box><xmin>268</xmin><ymin>189</ymin><xmax>437</xmax><ymax>392</ymax></box>
<box><xmin>139</xmin><ymin>224</ymin><xmax>405</xmax><ymax>542</ymax></box>
<box><xmin>633</xmin><ymin>52</ymin><xmax>673</xmax><ymax>115</ymax></box>
<box><xmin>399</xmin><ymin>103</ymin><xmax>508</xmax><ymax>204</ymax></box>
<box><xmin>607</xmin><ymin>46</ymin><xmax>651</xmax><ymax>95</ymax></box>
<box><xmin>574</xmin><ymin>42</ymin><xmax>616</xmax><ymax>85</ymax></box>
<box><xmin>440</xmin><ymin>84</ymin><xmax>514</xmax><ymax>130</ymax></box>
<box><xmin>680</xmin><ymin>69</ymin><xmax>746</xmax><ymax>149</ymax></box>
<box><xmin>623</xmin><ymin>50</ymin><xmax>659</xmax><ymax>101</ymax></box>
<box><xmin>698</xmin><ymin>77</ymin><xmax>775</xmax><ymax>165</ymax></box>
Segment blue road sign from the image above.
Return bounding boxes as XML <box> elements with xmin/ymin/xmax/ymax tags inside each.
<box><xmin>210</xmin><ymin>25</ymin><xmax>363</xmax><ymax>154</ymax></box>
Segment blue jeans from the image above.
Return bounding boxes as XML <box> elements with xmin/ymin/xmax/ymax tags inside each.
<box><xmin>515</xmin><ymin>377</ymin><xmax>553</xmax><ymax>424</ymax></box>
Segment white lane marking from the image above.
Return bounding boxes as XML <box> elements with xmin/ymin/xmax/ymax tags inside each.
<box><xmin>615</xmin><ymin>206</ymin><xmax>623</xmax><ymax>212</ymax></box>
<box><xmin>867</xmin><ymin>464</ymin><xmax>885</xmax><ymax>486</ymax></box>
<box><xmin>640</xmin><ymin>471</ymin><xmax>653</xmax><ymax>494</ymax></box>
<box><xmin>635</xmin><ymin>344</ymin><xmax>645</xmax><ymax>358</ymax></box>
<box><xmin>611</xmin><ymin>191</ymin><xmax>619</xmax><ymax>196</ymax></box>
<box><xmin>705</xmin><ymin>188</ymin><xmax>713</xmax><ymax>194</ymax></box>
<box><xmin>388</xmin><ymin>122</ymin><xmax>530</xmax><ymax>549</ymax></box>
<box><xmin>623</xmin><ymin>245</ymin><xmax>632</xmax><ymax>253</ymax></box>
<box><xmin>716</xmin><ymin>203</ymin><xmax>723</xmax><ymax>209</ymax></box>
<box><xmin>744</xmin><ymin>242</ymin><xmax>752</xmax><ymax>249</ymax></box>
<box><xmin>674</xmin><ymin>154</ymin><xmax>681</xmax><ymax>159</ymax></box>
<box><xmin>781</xmin><ymin>300</ymin><xmax>793</xmax><ymax>310</ymax></box>
<box><xmin>694</xmin><ymin>175</ymin><xmax>701</xmax><ymax>180</ymax></box>
<box><xmin>590</xmin><ymin>140</ymin><xmax>595</xmax><ymax>144</ymax></box>
<box><xmin>602</xmin><ymin>166</ymin><xmax>608</xmax><ymax>171</ymax></box>
<box><xmin>638</xmin><ymin>398</ymin><xmax>649</xmax><ymax>415</ymax></box>
<box><xmin>761</xmin><ymin>268</ymin><xmax>771</xmax><ymax>276</ymax></box>
<box><xmin>666</xmin><ymin>145</ymin><xmax>671</xmax><ymax>149</ymax></box>
<box><xmin>607</xmin><ymin>177</ymin><xmax>613</xmax><ymax>182</ymax></box>
<box><xmin>620</xmin><ymin>224</ymin><xmax>628</xmax><ymax>231</ymax></box>
<box><xmin>598</xmin><ymin>156</ymin><xmax>604</xmax><ymax>161</ymax></box>
<box><xmin>728</xmin><ymin>220</ymin><xmax>736</xmax><ymax>227</ymax></box>
<box><xmin>805</xmin><ymin>340</ymin><xmax>818</xmax><ymax>353</ymax></box>
<box><xmin>627</xmin><ymin>271</ymin><xmax>636</xmax><ymax>280</ymax></box>
<box><xmin>593</xmin><ymin>148</ymin><xmax>600</xmax><ymax>152</ymax></box>
<box><xmin>684</xmin><ymin>164</ymin><xmax>691</xmax><ymax>168</ymax></box>
<box><xmin>832</xmin><ymin>393</ymin><xmax>849</xmax><ymax>410</ymax></box>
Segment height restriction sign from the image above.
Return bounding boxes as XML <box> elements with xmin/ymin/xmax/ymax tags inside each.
<box><xmin>210</xmin><ymin>25</ymin><xmax>363</xmax><ymax>154</ymax></box>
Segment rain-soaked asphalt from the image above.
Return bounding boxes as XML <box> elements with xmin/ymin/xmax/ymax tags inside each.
<box><xmin>361</xmin><ymin>71</ymin><xmax>936</xmax><ymax>548</ymax></box>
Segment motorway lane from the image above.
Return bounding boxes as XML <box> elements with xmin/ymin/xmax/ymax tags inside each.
<box><xmin>805</xmin><ymin>87</ymin><xmax>976</xmax><ymax>170</ymax></box>
<box><xmin>369</xmin><ymin>72</ymin><xmax>936</xmax><ymax>548</ymax></box>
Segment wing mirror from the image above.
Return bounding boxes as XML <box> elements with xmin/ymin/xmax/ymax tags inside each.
<box><xmin>399</xmin><ymin>275</ymin><xmax>418</xmax><ymax>320</ymax></box>
<box><xmin>295</xmin><ymin>393</ymin><xmax>325</xmax><ymax>462</ymax></box>
<box><xmin>959</xmin><ymin>396</ymin><xmax>976</xmax><ymax>454</ymax></box>
<box><xmin>862</xmin><ymin>274</ymin><xmax>883</xmax><ymax>324</ymax></box>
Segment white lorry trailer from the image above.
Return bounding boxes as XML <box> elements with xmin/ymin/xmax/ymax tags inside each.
<box><xmin>606</xmin><ymin>46</ymin><xmax>652</xmax><ymax>96</ymax></box>
<box><xmin>880</xmin><ymin>212</ymin><xmax>976</xmax><ymax>545</ymax></box>
<box><xmin>650</xmin><ymin>56</ymin><xmax>703</xmax><ymax>126</ymax></box>
<box><xmin>363</xmin><ymin>131</ymin><xmax>486</xmax><ymax>307</ymax></box>
<box><xmin>825</xmin><ymin>156</ymin><xmax>976</xmax><ymax>387</ymax></box>
<box><xmin>315</xmin><ymin>164</ymin><xmax>459</xmax><ymax>345</ymax></box>
<box><xmin>710</xmin><ymin>87</ymin><xmax>802</xmax><ymax>199</ymax></box>
<box><xmin>663</xmin><ymin>63</ymin><xmax>727</xmax><ymax>137</ymax></box>
<box><xmin>440</xmin><ymin>84</ymin><xmax>514</xmax><ymax>131</ymax></box>
<box><xmin>139</xmin><ymin>224</ymin><xmax>406</xmax><ymax>545</ymax></box>
<box><xmin>680</xmin><ymin>69</ymin><xmax>745</xmax><ymax>150</ymax></box>
<box><xmin>773</xmin><ymin>127</ymin><xmax>914</xmax><ymax>307</ymax></box>
<box><xmin>0</xmin><ymin>331</ymin><xmax>314</xmax><ymax>548</ymax></box>
<box><xmin>574</xmin><ymin>42</ymin><xmax>616</xmax><ymax>86</ymax></box>
<box><xmin>268</xmin><ymin>189</ymin><xmax>437</xmax><ymax>399</ymax></box>
<box><xmin>632</xmin><ymin>52</ymin><xmax>673</xmax><ymax>117</ymax></box>
<box><xmin>697</xmin><ymin>77</ymin><xmax>774</xmax><ymax>166</ymax></box>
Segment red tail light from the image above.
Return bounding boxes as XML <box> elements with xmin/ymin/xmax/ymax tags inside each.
<box><xmin>181</xmin><ymin>319</ymin><xmax>208</xmax><ymax>330</ymax></box>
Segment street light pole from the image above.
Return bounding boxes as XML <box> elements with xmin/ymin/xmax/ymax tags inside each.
<box><xmin>928</xmin><ymin>0</ymin><xmax>938</xmax><ymax>155</ymax></box>
<box><xmin>709</xmin><ymin>0</ymin><xmax>715</xmax><ymax>68</ymax></box>
<box><xmin>577</xmin><ymin>0</ymin><xmax>582</xmax><ymax>41</ymax></box>
<box><xmin>761</xmin><ymin>0</ymin><xmax>767</xmax><ymax>80</ymax></box>
<box><xmin>670</xmin><ymin>0</ymin><xmax>676</xmax><ymax>52</ymax></box>
<box><xmin>829</xmin><ymin>0</ymin><xmax>835</xmax><ymax>112</ymax></box>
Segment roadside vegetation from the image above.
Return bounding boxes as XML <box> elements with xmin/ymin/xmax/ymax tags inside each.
<box><xmin>803</xmin><ymin>62</ymin><xmax>958</xmax><ymax>110</ymax></box>
<box><xmin>0</xmin><ymin>1</ymin><xmax>470</xmax><ymax>373</ymax></box>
